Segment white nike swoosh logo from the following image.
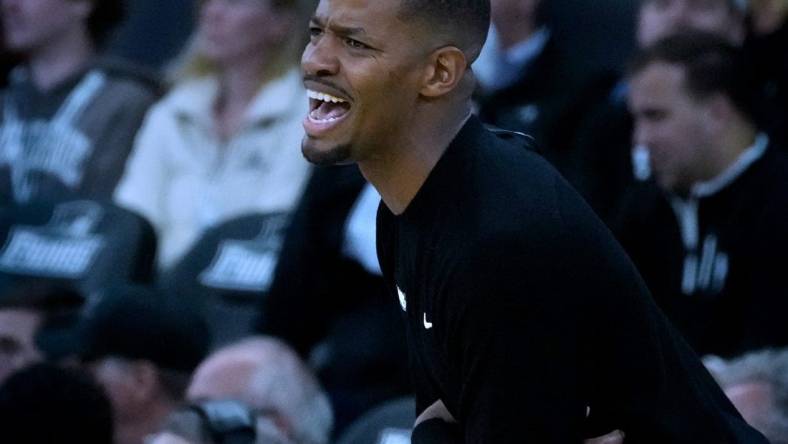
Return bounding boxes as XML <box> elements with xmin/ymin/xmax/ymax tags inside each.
<box><xmin>397</xmin><ymin>286</ymin><xmax>407</xmax><ymax>311</ymax></box>
<box><xmin>423</xmin><ymin>313</ymin><xmax>433</xmax><ymax>329</ymax></box>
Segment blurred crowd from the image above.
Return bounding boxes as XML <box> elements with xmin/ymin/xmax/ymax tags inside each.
<box><xmin>1</xmin><ymin>0</ymin><xmax>787</xmax><ymax>443</ymax></box>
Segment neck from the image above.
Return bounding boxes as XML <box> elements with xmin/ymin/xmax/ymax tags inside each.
<box><xmin>359</xmin><ymin>101</ymin><xmax>472</xmax><ymax>215</ymax></box>
<box><xmin>699</xmin><ymin>121</ymin><xmax>759</xmax><ymax>183</ymax></box>
<box><xmin>27</xmin><ymin>27</ymin><xmax>95</xmax><ymax>91</ymax></box>
<box><xmin>214</xmin><ymin>55</ymin><xmax>285</xmax><ymax>139</ymax></box>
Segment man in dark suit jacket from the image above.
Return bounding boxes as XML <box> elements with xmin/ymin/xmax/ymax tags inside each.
<box><xmin>474</xmin><ymin>0</ymin><xmax>615</xmax><ymax>186</ymax></box>
<box><xmin>256</xmin><ymin>166</ymin><xmax>410</xmax><ymax>435</ymax></box>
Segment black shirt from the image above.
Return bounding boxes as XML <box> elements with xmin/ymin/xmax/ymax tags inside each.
<box><xmin>377</xmin><ymin>116</ymin><xmax>766</xmax><ymax>443</ymax></box>
<box><xmin>614</xmin><ymin>139</ymin><xmax>788</xmax><ymax>358</ymax></box>
<box><xmin>256</xmin><ymin>166</ymin><xmax>411</xmax><ymax>431</ymax></box>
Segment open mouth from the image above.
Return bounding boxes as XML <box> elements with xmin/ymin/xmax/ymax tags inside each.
<box><xmin>307</xmin><ymin>90</ymin><xmax>352</xmax><ymax>124</ymax></box>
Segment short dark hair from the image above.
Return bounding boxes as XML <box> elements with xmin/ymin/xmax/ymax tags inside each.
<box><xmin>65</xmin><ymin>285</ymin><xmax>211</xmax><ymax>373</ymax></box>
<box><xmin>0</xmin><ymin>282</ymin><xmax>83</xmax><ymax>312</ymax></box>
<box><xmin>628</xmin><ymin>31</ymin><xmax>757</xmax><ymax>121</ymax></box>
<box><xmin>397</xmin><ymin>0</ymin><xmax>491</xmax><ymax>61</ymax></box>
<box><xmin>0</xmin><ymin>363</ymin><xmax>114</xmax><ymax>444</ymax></box>
<box><xmin>83</xmin><ymin>0</ymin><xmax>126</xmax><ymax>46</ymax></box>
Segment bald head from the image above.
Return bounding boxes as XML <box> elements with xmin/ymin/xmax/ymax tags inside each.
<box><xmin>705</xmin><ymin>349</ymin><xmax>788</xmax><ymax>444</ymax></box>
<box><xmin>187</xmin><ymin>336</ymin><xmax>333</xmax><ymax>444</ymax></box>
<box><xmin>187</xmin><ymin>344</ymin><xmax>259</xmax><ymax>402</ymax></box>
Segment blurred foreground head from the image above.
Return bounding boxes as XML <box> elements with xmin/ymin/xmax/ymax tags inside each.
<box><xmin>0</xmin><ymin>362</ymin><xmax>113</xmax><ymax>444</ymax></box>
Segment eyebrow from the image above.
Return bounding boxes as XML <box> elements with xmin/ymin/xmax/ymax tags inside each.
<box><xmin>310</xmin><ymin>16</ymin><xmax>368</xmax><ymax>38</ymax></box>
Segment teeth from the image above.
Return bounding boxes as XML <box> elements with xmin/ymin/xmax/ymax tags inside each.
<box><xmin>308</xmin><ymin>110</ymin><xmax>343</xmax><ymax>122</ymax></box>
<box><xmin>307</xmin><ymin>89</ymin><xmax>347</xmax><ymax>103</ymax></box>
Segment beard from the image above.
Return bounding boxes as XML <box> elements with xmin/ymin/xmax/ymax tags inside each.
<box><xmin>301</xmin><ymin>139</ymin><xmax>353</xmax><ymax>166</ymax></box>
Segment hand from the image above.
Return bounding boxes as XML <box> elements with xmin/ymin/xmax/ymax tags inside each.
<box><xmin>584</xmin><ymin>430</ymin><xmax>625</xmax><ymax>444</ymax></box>
<box><xmin>415</xmin><ymin>399</ymin><xmax>456</xmax><ymax>426</ymax></box>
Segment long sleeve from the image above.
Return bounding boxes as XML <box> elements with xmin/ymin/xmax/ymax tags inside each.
<box><xmin>80</xmin><ymin>77</ymin><xmax>157</xmax><ymax>199</ymax></box>
<box><xmin>113</xmin><ymin>103</ymin><xmax>172</xmax><ymax>238</ymax></box>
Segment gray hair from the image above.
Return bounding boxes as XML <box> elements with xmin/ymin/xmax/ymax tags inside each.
<box><xmin>222</xmin><ymin>337</ymin><xmax>334</xmax><ymax>444</ymax></box>
<box><xmin>705</xmin><ymin>348</ymin><xmax>788</xmax><ymax>444</ymax></box>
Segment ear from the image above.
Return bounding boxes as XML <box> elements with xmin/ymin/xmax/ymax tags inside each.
<box><xmin>419</xmin><ymin>46</ymin><xmax>468</xmax><ymax>98</ymax></box>
<box><xmin>703</xmin><ymin>93</ymin><xmax>735</xmax><ymax>132</ymax></box>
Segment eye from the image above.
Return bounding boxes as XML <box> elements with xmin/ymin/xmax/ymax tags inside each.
<box><xmin>309</xmin><ymin>26</ymin><xmax>323</xmax><ymax>38</ymax></box>
<box><xmin>642</xmin><ymin>109</ymin><xmax>667</xmax><ymax>122</ymax></box>
<box><xmin>344</xmin><ymin>37</ymin><xmax>370</xmax><ymax>50</ymax></box>
<box><xmin>0</xmin><ymin>337</ymin><xmax>21</xmax><ymax>355</ymax></box>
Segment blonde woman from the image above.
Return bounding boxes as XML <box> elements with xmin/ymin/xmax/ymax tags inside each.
<box><xmin>114</xmin><ymin>0</ymin><xmax>313</xmax><ymax>269</ymax></box>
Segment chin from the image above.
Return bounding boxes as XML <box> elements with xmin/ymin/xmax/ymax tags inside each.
<box><xmin>301</xmin><ymin>139</ymin><xmax>353</xmax><ymax>166</ymax></box>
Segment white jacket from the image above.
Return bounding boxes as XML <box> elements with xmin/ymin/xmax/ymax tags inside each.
<box><xmin>114</xmin><ymin>68</ymin><xmax>311</xmax><ymax>268</ymax></box>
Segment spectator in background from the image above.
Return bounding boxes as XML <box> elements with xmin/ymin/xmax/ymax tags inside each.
<box><xmin>473</xmin><ymin>0</ymin><xmax>613</xmax><ymax>182</ymax></box>
<box><xmin>114</xmin><ymin>0</ymin><xmax>313</xmax><ymax>269</ymax></box>
<box><xmin>257</xmin><ymin>165</ymin><xmax>410</xmax><ymax>434</ymax></box>
<box><xmin>637</xmin><ymin>0</ymin><xmax>746</xmax><ymax>47</ymax></box>
<box><xmin>616</xmin><ymin>32</ymin><xmax>788</xmax><ymax>357</ymax></box>
<box><xmin>106</xmin><ymin>0</ymin><xmax>197</xmax><ymax>71</ymax></box>
<box><xmin>705</xmin><ymin>349</ymin><xmax>788</xmax><ymax>444</ymax></box>
<box><xmin>1</xmin><ymin>22</ymin><xmax>21</xmax><ymax>88</ymax></box>
<box><xmin>0</xmin><ymin>282</ymin><xmax>83</xmax><ymax>383</ymax></box>
<box><xmin>572</xmin><ymin>0</ymin><xmax>747</xmax><ymax>222</ymax></box>
<box><xmin>0</xmin><ymin>363</ymin><xmax>114</xmax><ymax>444</ymax></box>
<box><xmin>187</xmin><ymin>336</ymin><xmax>333</xmax><ymax>444</ymax></box>
<box><xmin>0</xmin><ymin>0</ymin><xmax>158</xmax><ymax>205</ymax></box>
<box><xmin>56</xmin><ymin>285</ymin><xmax>211</xmax><ymax>444</ymax></box>
<box><xmin>150</xmin><ymin>399</ymin><xmax>268</xmax><ymax>444</ymax></box>
<box><xmin>744</xmin><ymin>0</ymin><xmax>788</xmax><ymax>147</ymax></box>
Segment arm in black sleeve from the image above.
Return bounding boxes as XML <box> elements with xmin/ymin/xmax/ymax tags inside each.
<box><xmin>444</xmin><ymin>178</ymin><xmax>767</xmax><ymax>443</ymax></box>
<box><xmin>257</xmin><ymin>166</ymin><xmax>366</xmax><ymax>355</ymax></box>
<box><xmin>445</xmin><ymin>234</ymin><xmax>590</xmax><ymax>443</ymax></box>
<box><xmin>256</xmin><ymin>169</ymin><xmax>338</xmax><ymax>354</ymax></box>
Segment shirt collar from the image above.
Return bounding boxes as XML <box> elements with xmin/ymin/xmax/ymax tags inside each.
<box><xmin>473</xmin><ymin>26</ymin><xmax>550</xmax><ymax>91</ymax></box>
<box><xmin>499</xmin><ymin>27</ymin><xmax>551</xmax><ymax>68</ymax></box>
<box><xmin>8</xmin><ymin>63</ymin><xmax>94</xmax><ymax>96</ymax></box>
<box><xmin>691</xmin><ymin>133</ymin><xmax>769</xmax><ymax>198</ymax></box>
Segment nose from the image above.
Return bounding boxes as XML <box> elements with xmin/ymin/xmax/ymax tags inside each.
<box><xmin>302</xmin><ymin>37</ymin><xmax>339</xmax><ymax>77</ymax></box>
<box><xmin>633</xmin><ymin>118</ymin><xmax>651</xmax><ymax>149</ymax></box>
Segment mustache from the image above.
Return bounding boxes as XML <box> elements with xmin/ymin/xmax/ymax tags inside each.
<box><xmin>302</xmin><ymin>75</ymin><xmax>352</xmax><ymax>99</ymax></box>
